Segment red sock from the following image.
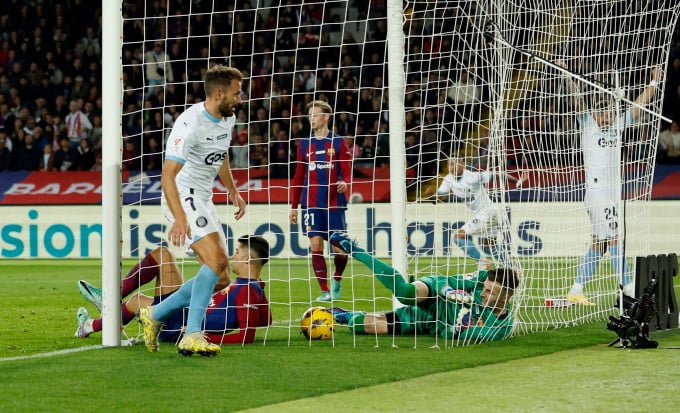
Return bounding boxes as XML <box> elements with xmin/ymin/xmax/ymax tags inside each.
<box><xmin>121</xmin><ymin>253</ymin><xmax>159</xmax><ymax>298</ymax></box>
<box><xmin>333</xmin><ymin>254</ymin><xmax>347</xmax><ymax>282</ymax></box>
<box><xmin>311</xmin><ymin>251</ymin><xmax>328</xmax><ymax>291</ymax></box>
<box><xmin>92</xmin><ymin>318</ymin><xmax>102</xmax><ymax>332</ymax></box>
<box><xmin>91</xmin><ymin>306</ymin><xmax>135</xmax><ymax>333</ymax></box>
<box><xmin>121</xmin><ymin>304</ymin><xmax>136</xmax><ymax>325</ymax></box>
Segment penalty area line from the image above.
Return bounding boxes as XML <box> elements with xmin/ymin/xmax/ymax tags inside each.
<box><xmin>0</xmin><ymin>345</ymin><xmax>104</xmax><ymax>362</ymax></box>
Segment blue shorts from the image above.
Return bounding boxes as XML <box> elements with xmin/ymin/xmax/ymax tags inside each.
<box><xmin>301</xmin><ymin>208</ymin><xmax>347</xmax><ymax>239</ymax></box>
<box><xmin>153</xmin><ymin>292</ymin><xmax>185</xmax><ymax>343</ymax></box>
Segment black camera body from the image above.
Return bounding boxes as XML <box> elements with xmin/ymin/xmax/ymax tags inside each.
<box><xmin>606</xmin><ymin>279</ymin><xmax>659</xmax><ymax>349</ymax></box>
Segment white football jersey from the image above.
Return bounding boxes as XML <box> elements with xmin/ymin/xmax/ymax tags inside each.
<box><xmin>578</xmin><ymin>110</ymin><xmax>632</xmax><ymax>189</ymax></box>
<box><xmin>164</xmin><ymin>102</ymin><xmax>236</xmax><ymax>200</ymax></box>
<box><xmin>437</xmin><ymin>169</ymin><xmax>494</xmax><ymax>215</ymax></box>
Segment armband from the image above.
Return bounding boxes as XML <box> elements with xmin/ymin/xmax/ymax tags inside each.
<box><xmin>649</xmin><ymin>80</ymin><xmax>658</xmax><ymax>88</ymax></box>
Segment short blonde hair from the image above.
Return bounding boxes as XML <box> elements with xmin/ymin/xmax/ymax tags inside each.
<box><xmin>306</xmin><ymin>100</ymin><xmax>332</xmax><ymax>114</ymax></box>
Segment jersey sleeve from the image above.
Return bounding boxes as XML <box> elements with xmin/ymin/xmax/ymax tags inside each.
<box><xmin>164</xmin><ymin>119</ymin><xmax>193</xmax><ymax>164</ymax></box>
<box><xmin>290</xmin><ymin>140</ymin><xmax>306</xmax><ymax>209</ymax></box>
<box><xmin>206</xmin><ymin>286</ymin><xmax>269</xmax><ymax>345</ymax></box>
<box><xmin>336</xmin><ymin>137</ymin><xmax>353</xmax><ymax>185</ymax></box>
<box><xmin>437</xmin><ymin>176</ymin><xmax>452</xmax><ymax>195</ymax></box>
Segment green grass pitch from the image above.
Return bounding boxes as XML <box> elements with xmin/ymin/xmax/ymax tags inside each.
<box><xmin>0</xmin><ymin>258</ymin><xmax>678</xmax><ymax>412</ymax></box>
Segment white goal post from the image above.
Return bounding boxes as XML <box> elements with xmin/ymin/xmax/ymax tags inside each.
<box><xmin>101</xmin><ymin>0</ymin><xmax>680</xmax><ymax>347</ymax></box>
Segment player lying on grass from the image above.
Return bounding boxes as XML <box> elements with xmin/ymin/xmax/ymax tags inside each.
<box><xmin>328</xmin><ymin>233</ymin><xmax>520</xmax><ymax>343</ymax></box>
<box><xmin>75</xmin><ymin>235</ymin><xmax>271</xmax><ymax>347</ymax></box>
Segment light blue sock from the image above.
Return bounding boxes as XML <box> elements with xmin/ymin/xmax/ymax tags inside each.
<box><xmin>609</xmin><ymin>244</ymin><xmax>632</xmax><ymax>286</ymax></box>
<box><xmin>152</xmin><ymin>278</ymin><xmax>195</xmax><ymax>321</ymax></box>
<box><xmin>184</xmin><ymin>265</ymin><xmax>220</xmax><ymax>334</ymax></box>
<box><xmin>454</xmin><ymin>237</ymin><xmax>482</xmax><ymax>260</ymax></box>
<box><xmin>576</xmin><ymin>247</ymin><xmax>602</xmax><ymax>285</ymax></box>
<box><xmin>489</xmin><ymin>243</ymin><xmax>510</xmax><ymax>267</ymax></box>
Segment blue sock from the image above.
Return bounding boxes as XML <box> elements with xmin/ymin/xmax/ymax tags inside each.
<box><xmin>152</xmin><ymin>278</ymin><xmax>195</xmax><ymax>321</ymax></box>
<box><xmin>576</xmin><ymin>247</ymin><xmax>602</xmax><ymax>285</ymax></box>
<box><xmin>609</xmin><ymin>244</ymin><xmax>632</xmax><ymax>286</ymax></box>
<box><xmin>454</xmin><ymin>237</ymin><xmax>482</xmax><ymax>260</ymax></box>
<box><xmin>185</xmin><ymin>265</ymin><xmax>220</xmax><ymax>334</ymax></box>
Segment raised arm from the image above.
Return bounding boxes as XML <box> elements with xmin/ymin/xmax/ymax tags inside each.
<box><xmin>557</xmin><ymin>60</ymin><xmax>586</xmax><ymax>113</ymax></box>
<box><xmin>631</xmin><ymin>66</ymin><xmax>662</xmax><ymax>122</ymax></box>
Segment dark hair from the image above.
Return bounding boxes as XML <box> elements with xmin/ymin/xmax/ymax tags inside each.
<box><xmin>238</xmin><ymin>235</ymin><xmax>269</xmax><ymax>266</ymax></box>
<box><xmin>204</xmin><ymin>65</ymin><xmax>243</xmax><ymax>97</ymax></box>
<box><xmin>486</xmin><ymin>268</ymin><xmax>519</xmax><ymax>294</ymax></box>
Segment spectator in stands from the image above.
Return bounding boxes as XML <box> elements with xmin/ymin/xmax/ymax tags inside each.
<box><xmin>13</xmin><ymin>130</ymin><xmax>41</xmax><ymax>171</ymax></box>
<box><xmin>230</xmin><ymin>128</ymin><xmax>249</xmax><ymax>170</ymax></box>
<box><xmin>53</xmin><ymin>136</ymin><xmax>78</xmax><ymax>171</ymax></box>
<box><xmin>76</xmin><ymin>137</ymin><xmax>95</xmax><ymax>171</ymax></box>
<box><xmin>142</xmin><ymin>135</ymin><xmax>163</xmax><ymax>171</ymax></box>
<box><xmin>38</xmin><ymin>142</ymin><xmax>54</xmax><ymax>171</ymax></box>
<box><xmin>248</xmin><ymin>133</ymin><xmax>268</xmax><ymax>171</ymax></box>
<box><xmin>0</xmin><ymin>130</ymin><xmax>11</xmax><ymax>171</ymax></box>
<box><xmin>355</xmin><ymin>135</ymin><xmax>376</xmax><ymax>168</ymax></box>
<box><xmin>144</xmin><ymin>41</ymin><xmax>174</xmax><ymax>98</ymax></box>
<box><xmin>658</xmin><ymin>120</ymin><xmax>680</xmax><ymax>164</ymax></box>
<box><xmin>269</xmin><ymin>128</ymin><xmax>291</xmax><ymax>178</ymax></box>
<box><xmin>121</xmin><ymin>138</ymin><xmax>140</xmax><ymax>171</ymax></box>
<box><xmin>64</xmin><ymin>99</ymin><xmax>92</xmax><ymax>148</ymax></box>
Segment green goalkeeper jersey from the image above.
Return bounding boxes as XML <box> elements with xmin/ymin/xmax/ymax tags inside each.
<box><xmin>415</xmin><ymin>270</ymin><xmax>513</xmax><ymax>342</ymax></box>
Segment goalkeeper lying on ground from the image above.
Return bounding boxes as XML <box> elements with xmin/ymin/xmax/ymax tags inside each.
<box><xmin>329</xmin><ymin>233</ymin><xmax>520</xmax><ymax>344</ymax></box>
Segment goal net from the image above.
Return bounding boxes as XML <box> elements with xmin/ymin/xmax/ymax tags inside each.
<box><xmin>109</xmin><ymin>0</ymin><xmax>680</xmax><ymax>348</ymax></box>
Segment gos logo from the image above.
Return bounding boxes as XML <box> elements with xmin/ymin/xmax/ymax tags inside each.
<box><xmin>196</xmin><ymin>216</ymin><xmax>208</xmax><ymax>228</ymax></box>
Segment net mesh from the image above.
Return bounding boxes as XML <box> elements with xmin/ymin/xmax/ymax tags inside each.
<box><xmin>117</xmin><ymin>0</ymin><xmax>680</xmax><ymax>346</ymax></box>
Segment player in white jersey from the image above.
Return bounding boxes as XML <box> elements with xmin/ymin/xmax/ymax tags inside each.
<box><xmin>428</xmin><ymin>157</ymin><xmax>524</xmax><ymax>269</ymax></box>
<box><xmin>138</xmin><ymin>65</ymin><xmax>247</xmax><ymax>356</ymax></box>
<box><xmin>559</xmin><ymin>62</ymin><xmax>661</xmax><ymax>305</ymax></box>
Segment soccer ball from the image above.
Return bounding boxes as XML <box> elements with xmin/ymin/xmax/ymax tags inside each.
<box><xmin>300</xmin><ymin>307</ymin><xmax>335</xmax><ymax>340</ymax></box>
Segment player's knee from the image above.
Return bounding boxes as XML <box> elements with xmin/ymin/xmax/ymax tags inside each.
<box><xmin>454</xmin><ymin>229</ymin><xmax>466</xmax><ymax>238</ymax></box>
<box><xmin>155</xmin><ymin>246</ymin><xmax>174</xmax><ymax>263</ymax></box>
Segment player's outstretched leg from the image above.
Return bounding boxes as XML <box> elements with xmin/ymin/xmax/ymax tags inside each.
<box><xmin>330</xmin><ymin>232</ymin><xmax>417</xmax><ymax>305</ymax></box>
<box><xmin>78</xmin><ymin>280</ymin><xmax>103</xmax><ymax>312</ymax></box>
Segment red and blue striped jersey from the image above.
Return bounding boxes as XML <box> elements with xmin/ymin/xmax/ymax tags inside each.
<box><xmin>290</xmin><ymin>133</ymin><xmax>352</xmax><ymax>209</ymax></box>
<box><xmin>203</xmin><ymin>277</ymin><xmax>271</xmax><ymax>344</ymax></box>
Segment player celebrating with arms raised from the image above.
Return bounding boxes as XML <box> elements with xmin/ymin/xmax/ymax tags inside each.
<box><xmin>559</xmin><ymin>62</ymin><xmax>662</xmax><ymax>304</ymax></box>
<box><xmin>138</xmin><ymin>65</ymin><xmax>247</xmax><ymax>356</ymax></box>
<box><xmin>289</xmin><ymin>100</ymin><xmax>353</xmax><ymax>302</ymax></box>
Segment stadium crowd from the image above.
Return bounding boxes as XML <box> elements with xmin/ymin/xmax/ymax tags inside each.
<box><xmin>0</xmin><ymin>0</ymin><xmax>679</xmax><ymax>178</ymax></box>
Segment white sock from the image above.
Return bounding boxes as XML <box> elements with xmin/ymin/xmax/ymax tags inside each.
<box><xmin>569</xmin><ymin>283</ymin><xmax>584</xmax><ymax>296</ymax></box>
<box><xmin>83</xmin><ymin>319</ymin><xmax>94</xmax><ymax>334</ymax></box>
<box><xmin>622</xmin><ymin>283</ymin><xmax>635</xmax><ymax>298</ymax></box>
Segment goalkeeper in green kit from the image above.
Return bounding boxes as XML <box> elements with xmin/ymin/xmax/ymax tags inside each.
<box><xmin>329</xmin><ymin>233</ymin><xmax>520</xmax><ymax>344</ymax></box>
